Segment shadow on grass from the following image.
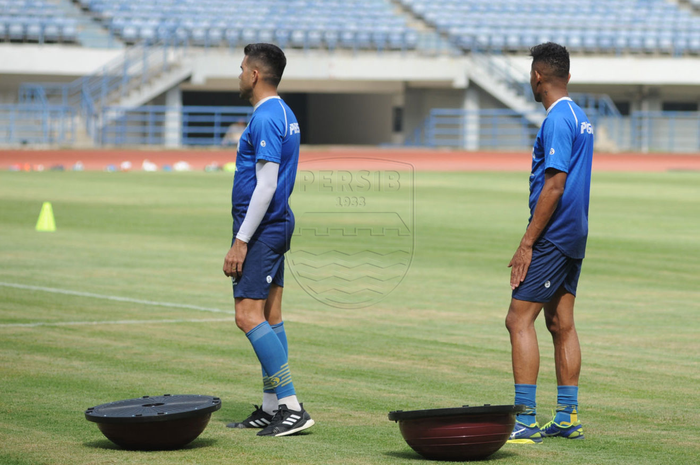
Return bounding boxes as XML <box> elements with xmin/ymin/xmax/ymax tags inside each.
<box><xmin>83</xmin><ymin>438</ymin><xmax>218</xmax><ymax>451</ymax></box>
<box><xmin>384</xmin><ymin>449</ymin><xmax>519</xmax><ymax>462</ymax></box>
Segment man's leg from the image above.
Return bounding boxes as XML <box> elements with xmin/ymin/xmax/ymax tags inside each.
<box><xmin>544</xmin><ymin>287</ymin><xmax>581</xmax><ymax>386</ymax></box>
<box><xmin>259</xmin><ymin>285</ymin><xmax>284</xmax><ymax>415</ymax></box>
<box><xmin>261</xmin><ymin>284</ymin><xmax>300</xmax><ymax>412</ymax></box>
<box><xmin>506</xmin><ymin>298</ymin><xmax>545</xmax><ymax>444</ymax></box>
<box><xmin>227</xmin><ymin>297</ymin><xmax>278</xmax><ymax>429</ymax></box>
<box><xmin>541</xmin><ymin>286</ymin><xmax>584</xmax><ymax>439</ymax></box>
<box><xmin>228</xmin><ymin>296</ymin><xmax>294</xmax><ymax>430</ymax></box>
<box><xmin>256</xmin><ymin>283</ymin><xmax>314</xmax><ymax>437</ymax></box>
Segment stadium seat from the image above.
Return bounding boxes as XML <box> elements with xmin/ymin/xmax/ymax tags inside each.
<box><xmin>208</xmin><ymin>28</ymin><xmax>224</xmax><ymax>47</ymax></box>
<box><xmin>8</xmin><ymin>22</ymin><xmax>24</xmax><ymax>42</ymax></box>
<box><xmin>307</xmin><ymin>29</ymin><xmax>323</xmax><ymax>49</ymax></box>
<box><xmin>396</xmin><ymin>0</ymin><xmax>700</xmax><ymax>55</ymax></box>
<box><xmin>75</xmin><ymin>0</ymin><xmax>419</xmax><ymax>51</ymax></box>
<box><xmin>225</xmin><ymin>28</ymin><xmax>240</xmax><ymax>47</ymax></box>
<box><xmin>323</xmin><ymin>29</ymin><xmax>339</xmax><ymax>50</ymax></box>
<box><xmin>25</xmin><ymin>19</ymin><xmax>41</xmax><ymax>42</ymax></box>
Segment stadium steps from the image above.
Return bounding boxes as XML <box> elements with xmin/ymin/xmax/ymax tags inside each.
<box><xmin>468</xmin><ymin>54</ymin><xmax>544</xmax><ymax>127</ymax></box>
<box><xmin>387</xmin><ymin>0</ymin><xmax>457</xmax><ymax>54</ymax></box>
<box><xmin>92</xmin><ymin>47</ymin><xmax>193</xmax><ymax>130</ymax></box>
<box><xmin>50</xmin><ymin>0</ymin><xmax>121</xmax><ymax>48</ymax></box>
<box><xmin>392</xmin><ymin>0</ymin><xmax>541</xmax><ymax>123</ymax></box>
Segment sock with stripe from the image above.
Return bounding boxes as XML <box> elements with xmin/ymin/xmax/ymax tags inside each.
<box><xmin>260</xmin><ymin>322</ymin><xmax>289</xmax><ymax>414</ymax></box>
<box><xmin>514</xmin><ymin>383</ymin><xmax>537</xmax><ymax>425</ymax></box>
<box><xmin>246</xmin><ymin>322</ymin><xmax>296</xmax><ymax>411</ymax></box>
<box><xmin>553</xmin><ymin>385</ymin><xmax>579</xmax><ymax>425</ymax></box>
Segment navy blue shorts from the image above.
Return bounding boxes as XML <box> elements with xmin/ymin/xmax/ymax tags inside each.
<box><xmin>512</xmin><ymin>240</ymin><xmax>583</xmax><ymax>303</ymax></box>
<box><xmin>231</xmin><ymin>239</ymin><xmax>284</xmax><ymax>300</ymax></box>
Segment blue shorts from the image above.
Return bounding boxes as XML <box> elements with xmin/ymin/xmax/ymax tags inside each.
<box><xmin>232</xmin><ymin>239</ymin><xmax>284</xmax><ymax>300</ymax></box>
<box><xmin>512</xmin><ymin>240</ymin><xmax>583</xmax><ymax>303</ymax></box>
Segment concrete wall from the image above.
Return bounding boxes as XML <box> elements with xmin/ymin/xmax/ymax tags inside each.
<box><xmin>404</xmin><ymin>87</ymin><xmax>465</xmax><ymax>137</ymax></box>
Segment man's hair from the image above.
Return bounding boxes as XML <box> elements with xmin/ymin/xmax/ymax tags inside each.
<box><xmin>244</xmin><ymin>43</ymin><xmax>287</xmax><ymax>87</ymax></box>
<box><xmin>530</xmin><ymin>42</ymin><xmax>569</xmax><ymax>79</ymax></box>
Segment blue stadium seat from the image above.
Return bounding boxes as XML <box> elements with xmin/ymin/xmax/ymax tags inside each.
<box><xmin>225</xmin><ymin>28</ymin><xmax>239</xmax><ymax>47</ymax></box>
<box><xmin>323</xmin><ymin>29</ymin><xmax>339</xmax><ymax>50</ymax></box>
<box><xmin>397</xmin><ymin>0</ymin><xmax>699</xmax><ymax>55</ymax></box>
<box><xmin>26</xmin><ymin>19</ymin><xmax>41</xmax><ymax>42</ymax></box>
<box><xmin>307</xmin><ymin>29</ymin><xmax>323</xmax><ymax>48</ymax></box>
<box><xmin>274</xmin><ymin>28</ymin><xmax>290</xmax><ymax>48</ymax></box>
<box><xmin>207</xmin><ymin>28</ymin><xmax>223</xmax><ymax>46</ymax></box>
<box><xmin>340</xmin><ymin>30</ymin><xmax>355</xmax><ymax>49</ymax></box>
<box><xmin>290</xmin><ymin>29</ymin><xmax>305</xmax><ymax>48</ymax></box>
<box><xmin>8</xmin><ymin>22</ymin><xmax>24</xmax><ymax>41</ymax></box>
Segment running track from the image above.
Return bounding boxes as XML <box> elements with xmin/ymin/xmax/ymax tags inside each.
<box><xmin>2</xmin><ymin>148</ymin><xmax>700</xmax><ymax>172</ymax></box>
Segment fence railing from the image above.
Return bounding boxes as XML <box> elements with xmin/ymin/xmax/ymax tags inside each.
<box><xmin>0</xmin><ymin>105</ymin><xmax>75</xmax><ymax>145</ymax></box>
<box><xmin>418</xmin><ymin>108</ymin><xmax>543</xmax><ymax>149</ymax></box>
<box><xmin>99</xmin><ymin>105</ymin><xmax>253</xmax><ymax>146</ymax></box>
<box><xmin>18</xmin><ymin>42</ymin><xmax>187</xmax><ymax>139</ymax></box>
<box><xmin>631</xmin><ymin>111</ymin><xmax>700</xmax><ymax>153</ymax></box>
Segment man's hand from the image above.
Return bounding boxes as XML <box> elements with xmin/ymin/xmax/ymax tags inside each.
<box><xmin>223</xmin><ymin>238</ymin><xmax>248</xmax><ymax>279</ymax></box>
<box><xmin>508</xmin><ymin>243</ymin><xmax>533</xmax><ymax>290</ymax></box>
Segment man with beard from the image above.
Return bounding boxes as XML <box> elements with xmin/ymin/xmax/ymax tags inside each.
<box><xmin>223</xmin><ymin>43</ymin><xmax>313</xmax><ymax>437</ymax></box>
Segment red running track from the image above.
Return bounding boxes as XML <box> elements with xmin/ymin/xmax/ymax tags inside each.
<box><xmin>2</xmin><ymin>148</ymin><xmax>700</xmax><ymax>172</ymax></box>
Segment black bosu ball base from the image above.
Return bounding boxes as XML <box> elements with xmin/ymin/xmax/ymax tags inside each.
<box><xmin>85</xmin><ymin>394</ymin><xmax>222</xmax><ymax>450</ymax></box>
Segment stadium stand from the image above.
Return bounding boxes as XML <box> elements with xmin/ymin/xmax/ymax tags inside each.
<box><xmin>77</xmin><ymin>0</ymin><xmax>419</xmax><ymax>51</ymax></box>
<box><xmin>399</xmin><ymin>0</ymin><xmax>700</xmax><ymax>55</ymax></box>
<box><xmin>4</xmin><ymin>0</ymin><xmax>700</xmax><ymax>152</ymax></box>
<box><xmin>0</xmin><ymin>0</ymin><xmax>78</xmax><ymax>43</ymax></box>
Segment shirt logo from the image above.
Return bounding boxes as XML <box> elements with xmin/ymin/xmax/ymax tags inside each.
<box><xmin>289</xmin><ymin>122</ymin><xmax>300</xmax><ymax>135</ymax></box>
<box><xmin>581</xmin><ymin>122</ymin><xmax>594</xmax><ymax>134</ymax></box>
<box><xmin>260</xmin><ymin>140</ymin><xmax>267</xmax><ymax>147</ymax></box>
<box><xmin>549</xmin><ymin>148</ymin><xmax>555</xmax><ymax>155</ymax></box>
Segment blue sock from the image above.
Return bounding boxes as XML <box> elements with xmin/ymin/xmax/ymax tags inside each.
<box><xmin>261</xmin><ymin>322</ymin><xmax>289</xmax><ymax>394</ymax></box>
<box><xmin>554</xmin><ymin>385</ymin><xmax>579</xmax><ymax>425</ymax></box>
<box><xmin>514</xmin><ymin>384</ymin><xmax>537</xmax><ymax>425</ymax></box>
<box><xmin>246</xmin><ymin>322</ymin><xmax>296</xmax><ymax>399</ymax></box>
<box><xmin>271</xmin><ymin>321</ymin><xmax>288</xmax><ymax>356</ymax></box>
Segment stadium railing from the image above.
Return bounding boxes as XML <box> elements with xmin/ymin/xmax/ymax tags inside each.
<box><xmin>631</xmin><ymin>111</ymin><xmax>700</xmax><ymax>153</ymax></box>
<box><xmin>0</xmin><ymin>104</ymin><xmax>75</xmax><ymax>145</ymax></box>
<box><xmin>98</xmin><ymin>105</ymin><xmax>252</xmax><ymax>146</ymax></box>
<box><xmin>406</xmin><ymin>107</ymin><xmax>700</xmax><ymax>153</ymax></box>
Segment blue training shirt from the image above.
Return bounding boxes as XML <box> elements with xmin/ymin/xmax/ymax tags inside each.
<box><xmin>231</xmin><ymin>96</ymin><xmax>300</xmax><ymax>254</ymax></box>
<box><xmin>528</xmin><ymin>97</ymin><xmax>594</xmax><ymax>259</ymax></box>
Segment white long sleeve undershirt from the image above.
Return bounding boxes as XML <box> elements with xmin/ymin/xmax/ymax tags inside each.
<box><xmin>235</xmin><ymin>160</ymin><xmax>279</xmax><ymax>243</ymax></box>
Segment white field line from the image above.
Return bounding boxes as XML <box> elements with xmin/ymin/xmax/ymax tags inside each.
<box><xmin>0</xmin><ymin>317</ymin><xmax>237</xmax><ymax>328</ymax></box>
<box><xmin>0</xmin><ymin>281</ymin><xmax>235</xmax><ymax>328</ymax></box>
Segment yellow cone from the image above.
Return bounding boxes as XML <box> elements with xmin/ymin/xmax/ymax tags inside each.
<box><xmin>36</xmin><ymin>202</ymin><xmax>56</xmax><ymax>232</ymax></box>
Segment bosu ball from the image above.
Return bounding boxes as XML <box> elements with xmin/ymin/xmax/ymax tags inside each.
<box><xmin>389</xmin><ymin>404</ymin><xmax>525</xmax><ymax>461</ymax></box>
<box><xmin>85</xmin><ymin>394</ymin><xmax>221</xmax><ymax>450</ymax></box>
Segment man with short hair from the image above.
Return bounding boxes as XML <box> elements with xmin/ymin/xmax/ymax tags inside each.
<box><xmin>505</xmin><ymin>42</ymin><xmax>593</xmax><ymax>444</ymax></box>
<box><xmin>223</xmin><ymin>43</ymin><xmax>313</xmax><ymax>437</ymax></box>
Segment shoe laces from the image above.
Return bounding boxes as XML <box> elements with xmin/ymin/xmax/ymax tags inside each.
<box><xmin>541</xmin><ymin>409</ymin><xmax>558</xmax><ymax>429</ymax></box>
<box><xmin>270</xmin><ymin>405</ymin><xmax>290</xmax><ymax>422</ymax></box>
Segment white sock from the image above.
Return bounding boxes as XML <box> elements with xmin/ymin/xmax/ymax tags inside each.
<box><xmin>262</xmin><ymin>392</ymin><xmax>277</xmax><ymax>415</ymax></box>
<box><xmin>278</xmin><ymin>395</ymin><xmax>301</xmax><ymax>412</ymax></box>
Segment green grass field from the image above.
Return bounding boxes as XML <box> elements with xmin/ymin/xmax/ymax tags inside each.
<box><xmin>1</xmin><ymin>169</ymin><xmax>699</xmax><ymax>465</ymax></box>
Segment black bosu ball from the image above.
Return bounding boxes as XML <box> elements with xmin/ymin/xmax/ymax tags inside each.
<box><xmin>85</xmin><ymin>394</ymin><xmax>221</xmax><ymax>450</ymax></box>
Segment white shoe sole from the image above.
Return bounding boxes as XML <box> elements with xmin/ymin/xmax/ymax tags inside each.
<box><xmin>274</xmin><ymin>419</ymin><xmax>315</xmax><ymax>437</ymax></box>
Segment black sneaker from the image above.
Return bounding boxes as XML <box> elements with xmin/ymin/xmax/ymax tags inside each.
<box><xmin>226</xmin><ymin>405</ymin><xmax>274</xmax><ymax>429</ymax></box>
<box><xmin>256</xmin><ymin>404</ymin><xmax>315</xmax><ymax>437</ymax></box>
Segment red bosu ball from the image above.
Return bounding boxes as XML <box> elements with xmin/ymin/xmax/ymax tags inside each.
<box><xmin>389</xmin><ymin>404</ymin><xmax>525</xmax><ymax>461</ymax></box>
